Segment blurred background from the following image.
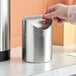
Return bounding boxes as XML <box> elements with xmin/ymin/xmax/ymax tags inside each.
<box><xmin>10</xmin><ymin>0</ymin><xmax>76</xmax><ymax>47</ymax></box>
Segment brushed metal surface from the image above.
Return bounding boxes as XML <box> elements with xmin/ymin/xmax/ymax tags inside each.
<box><xmin>22</xmin><ymin>16</ymin><xmax>52</xmax><ymax>63</ymax></box>
<box><xmin>0</xmin><ymin>0</ymin><xmax>10</xmax><ymax>51</ymax></box>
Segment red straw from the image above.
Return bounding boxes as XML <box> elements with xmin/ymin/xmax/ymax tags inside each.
<box><xmin>42</xmin><ymin>1</ymin><xmax>49</xmax><ymax>29</ymax></box>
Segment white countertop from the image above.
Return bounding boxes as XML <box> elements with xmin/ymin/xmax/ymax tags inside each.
<box><xmin>0</xmin><ymin>46</ymin><xmax>76</xmax><ymax>76</ymax></box>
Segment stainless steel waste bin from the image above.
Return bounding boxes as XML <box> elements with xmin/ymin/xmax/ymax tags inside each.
<box><xmin>22</xmin><ymin>16</ymin><xmax>52</xmax><ymax>63</ymax></box>
<box><xmin>0</xmin><ymin>0</ymin><xmax>10</xmax><ymax>61</ymax></box>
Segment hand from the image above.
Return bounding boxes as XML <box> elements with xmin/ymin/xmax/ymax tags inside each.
<box><xmin>43</xmin><ymin>3</ymin><xmax>68</xmax><ymax>24</ymax></box>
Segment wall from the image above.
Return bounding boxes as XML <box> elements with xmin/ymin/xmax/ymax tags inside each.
<box><xmin>64</xmin><ymin>23</ymin><xmax>76</xmax><ymax>46</ymax></box>
<box><xmin>52</xmin><ymin>20</ymin><xmax>64</xmax><ymax>45</ymax></box>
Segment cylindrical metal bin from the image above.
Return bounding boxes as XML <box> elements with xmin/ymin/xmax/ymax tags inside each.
<box><xmin>22</xmin><ymin>16</ymin><xmax>52</xmax><ymax>63</ymax></box>
<box><xmin>0</xmin><ymin>0</ymin><xmax>10</xmax><ymax>61</ymax></box>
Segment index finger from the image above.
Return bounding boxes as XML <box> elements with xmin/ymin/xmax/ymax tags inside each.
<box><xmin>43</xmin><ymin>11</ymin><xmax>57</xmax><ymax>19</ymax></box>
<box><xmin>47</xmin><ymin>4</ymin><xmax>57</xmax><ymax>13</ymax></box>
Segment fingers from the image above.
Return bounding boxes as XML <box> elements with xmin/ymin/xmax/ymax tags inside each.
<box><xmin>43</xmin><ymin>11</ymin><xmax>57</xmax><ymax>19</ymax></box>
<box><xmin>43</xmin><ymin>5</ymin><xmax>58</xmax><ymax>19</ymax></box>
<box><xmin>48</xmin><ymin>4</ymin><xmax>57</xmax><ymax>13</ymax></box>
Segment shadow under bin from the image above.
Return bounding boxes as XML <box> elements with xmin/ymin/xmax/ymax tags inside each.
<box><xmin>22</xmin><ymin>16</ymin><xmax>52</xmax><ymax>63</ymax></box>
